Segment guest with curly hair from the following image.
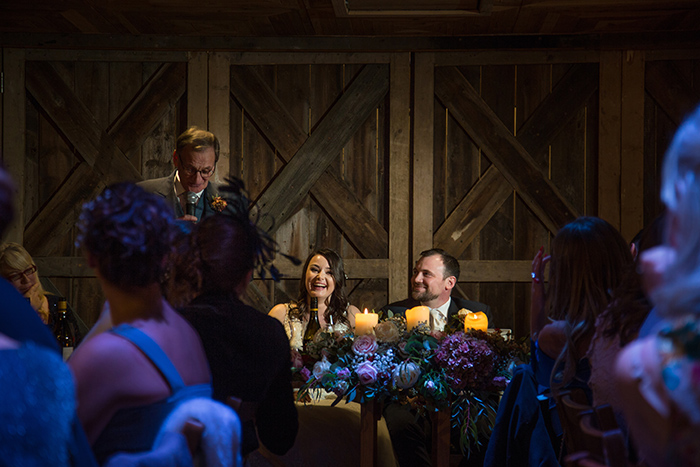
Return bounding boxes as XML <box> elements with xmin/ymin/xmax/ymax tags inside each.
<box><xmin>68</xmin><ymin>182</ymin><xmax>211</xmax><ymax>464</ymax></box>
<box><xmin>269</xmin><ymin>248</ymin><xmax>360</xmax><ymax>351</ymax></box>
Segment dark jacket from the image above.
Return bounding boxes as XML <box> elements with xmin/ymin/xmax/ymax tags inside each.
<box><xmin>381</xmin><ymin>295</ymin><xmax>493</xmax><ymax>324</ymax></box>
<box><xmin>137</xmin><ymin>171</ymin><xmax>221</xmax><ymax>221</ymax></box>
<box><xmin>179</xmin><ymin>292</ymin><xmax>298</xmax><ymax>456</ymax></box>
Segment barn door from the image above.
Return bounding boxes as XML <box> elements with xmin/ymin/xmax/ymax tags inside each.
<box><xmin>2</xmin><ymin>48</ymin><xmax>189</xmax><ymax>325</ymax></box>
<box><xmin>415</xmin><ymin>52</ymin><xmax>600</xmax><ymax>336</ymax></box>
<box><xmin>223</xmin><ymin>53</ymin><xmax>411</xmax><ymax>314</ymax></box>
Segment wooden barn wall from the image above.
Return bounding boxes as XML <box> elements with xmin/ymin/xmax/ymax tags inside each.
<box><xmin>2</xmin><ymin>46</ymin><xmax>698</xmax><ymax>338</ymax></box>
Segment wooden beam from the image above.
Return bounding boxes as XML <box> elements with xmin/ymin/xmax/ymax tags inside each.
<box><xmin>230</xmin><ymin>65</ymin><xmax>389</xmax><ymax>258</ymax></box>
<box><xmin>35</xmin><ymin>256</ymin><xmax>94</xmax><ymax>277</ymax></box>
<box><xmin>598</xmin><ymin>51</ymin><xmax>622</xmax><ymax>229</ymax></box>
<box><xmin>620</xmin><ymin>50</ymin><xmax>645</xmax><ymax>242</ymax></box>
<box><xmin>645</xmin><ymin>60</ymin><xmax>700</xmax><ymax>127</ymax></box>
<box><xmin>209</xmin><ymin>52</ymin><xmax>231</xmax><ymax>180</ymax></box>
<box><xmin>435</xmin><ymin>66</ymin><xmax>577</xmax><ymax>234</ymax></box>
<box><xmin>24</xmin><ymin>49</ymin><xmax>188</xmax><ymax>62</ymax></box>
<box><xmin>3</xmin><ymin>32</ymin><xmax>700</xmax><ymax>53</ymax></box>
<box><xmin>2</xmin><ymin>49</ymin><xmax>26</xmax><ymax>244</ymax></box>
<box><xmin>229</xmin><ymin>52</ymin><xmax>393</xmax><ymax>65</ymax></box>
<box><xmin>187</xmin><ymin>51</ymin><xmax>208</xmax><ymax>128</ymax></box>
<box><xmin>253</xmin><ymin>64</ymin><xmax>390</xmax><ymax>234</ymax></box>
<box><xmin>413</xmin><ymin>53</ymin><xmax>435</xmax><ymax>262</ymax></box>
<box><xmin>517</xmin><ymin>63</ymin><xmax>599</xmax><ymax>160</ymax></box>
<box><xmin>388</xmin><ymin>54</ymin><xmax>411</xmax><ymax>303</ymax></box>
<box><xmin>434</xmin><ymin>50</ymin><xmax>600</xmax><ymax>66</ymax></box>
<box><xmin>458</xmin><ymin>260</ymin><xmax>533</xmax><ymax>282</ymax></box>
<box><xmin>434</xmin><ymin>165</ymin><xmax>512</xmax><ymax>256</ymax></box>
<box><xmin>256</xmin><ymin>259</ymin><xmax>389</xmax><ymax>280</ymax></box>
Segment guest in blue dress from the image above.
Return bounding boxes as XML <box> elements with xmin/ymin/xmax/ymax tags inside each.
<box><xmin>68</xmin><ymin>183</ymin><xmax>212</xmax><ymax>465</ymax></box>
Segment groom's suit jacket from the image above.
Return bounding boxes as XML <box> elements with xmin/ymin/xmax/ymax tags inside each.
<box><xmin>381</xmin><ymin>295</ymin><xmax>493</xmax><ymax>325</ymax></box>
<box><xmin>138</xmin><ymin>170</ymin><xmax>220</xmax><ymax>221</ymax></box>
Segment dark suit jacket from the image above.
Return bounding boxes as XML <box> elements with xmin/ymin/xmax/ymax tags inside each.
<box><xmin>137</xmin><ymin>171</ymin><xmax>220</xmax><ymax>221</ymax></box>
<box><xmin>381</xmin><ymin>295</ymin><xmax>493</xmax><ymax>324</ymax></box>
<box><xmin>179</xmin><ymin>292</ymin><xmax>298</xmax><ymax>457</ymax></box>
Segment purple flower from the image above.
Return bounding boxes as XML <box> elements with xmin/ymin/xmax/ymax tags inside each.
<box><xmin>313</xmin><ymin>356</ymin><xmax>331</xmax><ymax>379</ymax></box>
<box><xmin>434</xmin><ymin>332</ymin><xmax>495</xmax><ymax>391</ymax></box>
<box><xmin>336</xmin><ymin>367</ymin><xmax>351</xmax><ymax>380</ymax></box>
<box><xmin>356</xmin><ymin>361</ymin><xmax>378</xmax><ymax>385</ymax></box>
<box><xmin>333</xmin><ymin>380</ymin><xmax>350</xmax><ymax>396</ymax></box>
<box><xmin>300</xmin><ymin>367</ymin><xmax>312</xmax><ymax>381</ymax></box>
<box><xmin>424</xmin><ymin>380</ymin><xmax>436</xmax><ymax>394</ymax></box>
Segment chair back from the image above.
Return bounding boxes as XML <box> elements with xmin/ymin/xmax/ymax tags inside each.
<box><xmin>556</xmin><ymin>388</ymin><xmax>593</xmax><ymax>455</ymax></box>
<box><xmin>578</xmin><ymin>411</ymin><xmax>628</xmax><ymax>467</ymax></box>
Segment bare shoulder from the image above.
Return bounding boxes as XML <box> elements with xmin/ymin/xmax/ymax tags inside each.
<box><xmin>269</xmin><ymin>303</ymin><xmax>289</xmax><ymax>323</ymax></box>
<box><xmin>69</xmin><ymin>331</ymin><xmax>139</xmax><ymax>380</ymax></box>
<box><xmin>346</xmin><ymin>304</ymin><xmax>360</xmax><ymax>326</ymax></box>
<box><xmin>537</xmin><ymin>320</ymin><xmax>568</xmax><ymax>359</ymax></box>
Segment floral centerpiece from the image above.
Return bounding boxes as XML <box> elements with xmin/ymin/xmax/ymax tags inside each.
<box><xmin>292</xmin><ymin>308</ymin><xmax>529</xmax><ymax>456</ymax></box>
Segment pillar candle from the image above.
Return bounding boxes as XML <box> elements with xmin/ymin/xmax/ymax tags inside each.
<box><xmin>355</xmin><ymin>308</ymin><xmax>378</xmax><ymax>335</ymax></box>
<box><xmin>464</xmin><ymin>311</ymin><xmax>488</xmax><ymax>332</ymax></box>
<box><xmin>406</xmin><ymin>306</ymin><xmax>430</xmax><ymax>331</ymax></box>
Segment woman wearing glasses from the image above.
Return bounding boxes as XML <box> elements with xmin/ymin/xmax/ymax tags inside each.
<box><xmin>0</xmin><ymin>242</ymin><xmax>54</xmax><ymax>325</ymax></box>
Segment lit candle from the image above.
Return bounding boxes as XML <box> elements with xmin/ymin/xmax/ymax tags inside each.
<box><xmin>355</xmin><ymin>308</ymin><xmax>378</xmax><ymax>335</ymax></box>
<box><xmin>464</xmin><ymin>311</ymin><xmax>488</xmax><ymax>332</ymax></box>
<box><xmin>406</xmin><ymin>306</ymin><xmax>430</xmax><ymax>331</ymax></box>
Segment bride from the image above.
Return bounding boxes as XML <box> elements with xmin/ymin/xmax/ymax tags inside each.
<box><xmin>269</xmin><ymin>249</ymin><xmax>359</xmax><ymax>349</ymax></box>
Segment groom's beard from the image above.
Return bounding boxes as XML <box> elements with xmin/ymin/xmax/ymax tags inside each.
<box><xmin>411</xmin><ymin>288</ymin><xmax>439</xmax><ymax>304</ymax></box>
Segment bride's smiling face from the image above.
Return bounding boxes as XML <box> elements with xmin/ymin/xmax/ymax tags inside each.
<box><xmin>305</xmin><ymin>254</ymin><xmax>335</xmax><ymax>302</ymax></box>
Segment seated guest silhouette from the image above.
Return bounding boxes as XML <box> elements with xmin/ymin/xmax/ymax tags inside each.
<box><xmin>172</xmin><ymin>178</ymin><xmax>299</xmax><ymax>457</ymax></box>
<box><xmin>68</xmin><ymin>183</ymin><xmax>211</xmax><ymax>464</ymax></box>
<box><xmin>138</xmin><ymin>126</ymin><xmax>221</xmax><ymax>223</ymax></box>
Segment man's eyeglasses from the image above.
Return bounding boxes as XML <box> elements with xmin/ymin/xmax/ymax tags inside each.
<box><xmin>181</xmin><ymin>166</ymin><xmax>215</xmax><ymax>178</ymax></box>
<box><xmin>7</xmin><ymin>265</ymin><xmax>37</xmax><ymax>282</ymax></box>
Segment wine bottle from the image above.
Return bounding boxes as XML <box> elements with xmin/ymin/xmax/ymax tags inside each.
<box><xmin>55</xmin><ymin>298</ymin><xmax>75</xmax><ymax>361</ymax></box>
<box><xmin>303</xmin><ymin>297</ymin><xmax>320</xmax><ymax>347</ymax></box>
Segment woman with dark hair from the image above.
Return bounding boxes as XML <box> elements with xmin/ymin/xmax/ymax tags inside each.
<box><xmin>173</xmin><ymin>178</ymin><xmax>299</xmax><ymax>458</ymax></box>
<box><xmin>530</xmin><ymin>216</ymin><xmax>633</xmax><ymax>394</ymax></box>
<box><xmin>68</xmin><ymin>183</ymin><xmax>211</xmax><ymax>464</ymax></box>
<box><xmin>269</xmin><ymin>248</ymin><xmax>360</xmax><ymax>350</ymax></box>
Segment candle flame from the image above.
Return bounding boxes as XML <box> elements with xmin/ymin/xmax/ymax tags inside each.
<box><xmin>364</xmin><ymin>308</ymin><xmax>368</xmax><ymax>314</ymax></box>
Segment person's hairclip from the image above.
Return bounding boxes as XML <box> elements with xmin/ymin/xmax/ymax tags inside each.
<box><xmin>217</xmin><ymin>177</ymin><xmax>300</xmax><ymax>281</ymax></box>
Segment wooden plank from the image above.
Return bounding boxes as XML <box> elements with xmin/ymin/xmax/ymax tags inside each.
<box><xmin>209</xmin><ymin>52</ymin><xmax>231</xmax><ymax>180</ymax></box>
<box><xmin>230</xmin><ymin>65</ymin><xmax>389</xmax><ymax>258</ymax></box>
<box><xmin>459</xmin><ymin>260</ymin><xmax>533</xmax><ymax>282</ymax></box>
<box><xmin>229</xmin><ymin>52</ymin><xmax>393</xmax><ymax>65</ymax></box>
<box><xmin>253</xmin><ymin>64</ymin><xmax>390</xmax><ymax>233</ymax></box>
<box><xmin>620</xmin><ymin>50</ymin><xmax>645</xmax><ymax>242</ymax></box>
<box><xmin>431</xmin><ymin>407</ymin><xmax>451</xmax><ymax>467</ymax></box>
<box><xmin>34</xmin><ymin>256</ymin><xmax>94</xmax><ymax>277</ymax></box>
<box><xmin>24</xmin><ymin>49</ymin><xmax>188</xmax><ymax>62</ymax></box>
<box><xmin>360</xmin><ymin>400</ymin><xmax>379</xmax><ymax>467</ymax></box>
<box><xmin>2</xmin><ymin>49</ymin><xmax>26</xmax><ymax>243</ymax></box>
<box><xmin>598</xmin><ymin>51</ymin><xmax>622</xmax><ymax>229</ymax></box>
<box><xmin>435</xmin><ymin>66</ymin><xmax>577</xmax><ymax>234</ymax></box>
<box><xmin>109</xmin><ymin>62</ymin><xmax>187</xmax><ymax>156</ymax></box>
<box><xmin>256</xmin><ymin>259</ymin><xmax>389</xmax><ymax>280</ymax></box>
<box><xmin>434</xmin><ymin>165</ymin><xmax>512</xmax><ymax>257</ymax></box>
<box><xmin>3</xmin><ymin>32</ymin><xmax>700</xmax><ymax>53</ymax></box>
<box><xmin>388</xmin><ymin>54</ymin><xmax>411</xmax><ymax>303</ymax></box>
<box><xmin>645</xmin><ymin>60</ymin><xmax>700</xmax><ymax>127</ymax></box>
<box><xmin>23</xmin><ymin>61</ymin><xmax>143</xmax><ymax>255</ymax></box>
<box><xmin>187</xmin><ymin>51</ymin><xmax>208</xmax><ymax>128</ymax></box>
<box><xmin>413</xmin><ymin>53</ymin><xmax>435</xmax><ymax>262</ymax></box>
<box><xmin>517</xmin><ymin>63</ymin><xmax>598</xmax><ymax>160</ymax></box>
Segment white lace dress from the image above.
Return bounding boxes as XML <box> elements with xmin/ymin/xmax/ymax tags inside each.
<box><xmin>282</xmin><ymin>304</ymin><xmax>352</xmax><ymax>351</ymax></box>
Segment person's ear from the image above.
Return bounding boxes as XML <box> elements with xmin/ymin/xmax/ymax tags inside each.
<box><xmin>172</xmin><ymin>149</ymin><xmax>180</xmax><ymax>168</ymax></box>
<box><xmin>445</xmin><ymin>275</ymin><xmax>457</xmax><ymax>290</ymax></box>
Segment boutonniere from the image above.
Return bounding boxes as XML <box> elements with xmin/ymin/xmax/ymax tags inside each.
<box><xmin>211</xmin><ymin>195</ymin><xmax>227</xmax><ymax>212</ymax></box>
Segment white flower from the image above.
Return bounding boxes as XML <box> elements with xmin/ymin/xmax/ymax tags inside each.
<box><xmin>392</xmin><ymin>361</ymin><xmax>421</xmax><ymax>389</ymax></box>
<box><xmin>312</xmin><ymin>356</ymin><xmax>331</xmax><ymax>379</ymax></box>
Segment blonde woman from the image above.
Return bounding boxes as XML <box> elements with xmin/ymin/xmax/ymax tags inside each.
<box><xmin>0</xmin><ymin>242</ymin><xmax>52</xmax><ymax>325</ymax></box>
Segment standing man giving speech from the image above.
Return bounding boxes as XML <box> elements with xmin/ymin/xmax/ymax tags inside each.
<box><xmin>138</xmin><ymin>127</ymin><xmax>221</xmax><ymax>222</ymax></box>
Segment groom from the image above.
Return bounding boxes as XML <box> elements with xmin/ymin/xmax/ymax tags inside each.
<box><xmin>138</xmin><ymin>126</ymin><xmax>221</xmax><ymax>222</ymax></box>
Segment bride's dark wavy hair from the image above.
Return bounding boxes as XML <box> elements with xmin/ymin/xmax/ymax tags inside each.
<box><xmin>166</xmin><ymin>177</ymin><xmax>298</xmax><ymax>306</ymax></box>
<box><xmin>289</xmin><ymin>248</ymin><xmax>351</xmax><ymax>328</ymax></box>
<box><xmin>76</xmin><ymin>182</ymin><xmax>176</xmax><ymax>289</ymax></box>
